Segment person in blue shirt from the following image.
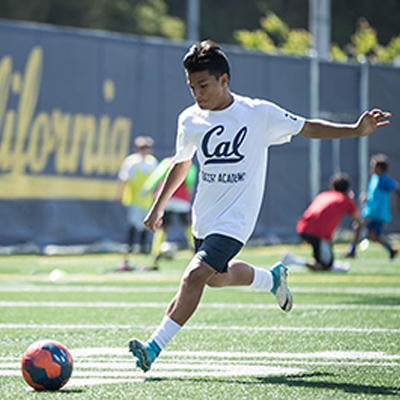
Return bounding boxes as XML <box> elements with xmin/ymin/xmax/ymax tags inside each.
<box><xmin>347</xmin><ymin>153</ymin><xmax>400</xmax><ymax>259</ymax></box>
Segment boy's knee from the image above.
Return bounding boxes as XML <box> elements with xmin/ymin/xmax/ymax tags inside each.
<box><xmin>182</xmin><ymin>263</ymin><xmax>213</xmax><ymax>288</ymax></box>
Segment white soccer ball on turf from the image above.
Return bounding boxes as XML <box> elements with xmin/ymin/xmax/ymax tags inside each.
<box><xmin>160</xmin><ymin>242</ymin><xmax>178</xmax><ymax>260</ymax></box>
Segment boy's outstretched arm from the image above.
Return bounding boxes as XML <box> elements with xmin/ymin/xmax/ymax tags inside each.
<box><xmin>301</xmin><ymin>109</ymin><xmax>392</xmax><ymax>139</ymax></box>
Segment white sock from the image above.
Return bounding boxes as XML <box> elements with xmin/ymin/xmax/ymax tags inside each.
<box><xmin>249</xmin><ymin>267</ymin><xmax>273</xmax><ymax>291</ymax></box>
<box><xmin>149</xmin><ymin>316</ymin><xmax>181</xmax><ymax>350</ymax></box>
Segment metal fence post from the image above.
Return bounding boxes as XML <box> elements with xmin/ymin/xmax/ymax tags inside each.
<box><xmin>309</xmin><ymin>50</ymin><xmax>320</xmax><ymax>199</ymax></box>
<box><xmin>358</xmin><ymin>58</ymin><xmax>369</xmax><ymax>202</ymax></box>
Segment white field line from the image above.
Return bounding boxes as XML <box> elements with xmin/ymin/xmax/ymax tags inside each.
<box><xmin>0</xmin><ymin>285</ymin><xmax>178</xmax><ymax>293</ymax></box>
<box><xmin>1</xmin><ymin>300</ymin><xmax>400</xmax><ymax>311</ymax></box>
<box><xmin>0</xmin><ymin>323</ymin><xmax>399</xmax><ymax>333</ymax></box>
<box><xmin>2</xmin><ymin>359</ymin><xmax>399</xmax><ymax>368</ymax></box>
<box><xmin>1</xmin><ymin>285</ymin><xmax>400</xmax><ymax>295</ymax></box>
<box><xmin>2</xmin><ymin>348</ymin><xmax>399</xmax><ymax>386</ymax></box>
<box><xmin>70</xmin><ymin>348</ymin><xmax>400</xmax><ymax>360</ymax></box>
<box><xmin>2</xmin><ymin>366</ymin><xmax>306</xmax><ymax>380</ymax></box>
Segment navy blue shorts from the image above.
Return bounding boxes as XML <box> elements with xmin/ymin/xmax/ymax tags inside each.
<box><xmin>194</xmin><ymin>233</ymin><xmax>244</xmax><ymax>273</ymax></box>
<box><xmin>366</xmin><ymin>220</ymin><xmax>384</xmax><ymax>236</ymax></box>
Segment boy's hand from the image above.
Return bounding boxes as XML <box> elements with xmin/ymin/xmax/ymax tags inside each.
<box><xmin>144</xmin><ymin>209</ymin><xmax>164</xmax><ymax>233</ymax></box>
<box><xmin>357</xmin><ymin>109</ymin><xmax>391</xmax><ymax>137</ymax></box>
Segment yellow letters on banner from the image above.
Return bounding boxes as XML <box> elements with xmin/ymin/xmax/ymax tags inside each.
<box><xmin>0</xmin><ymin>47</ymin><xmax>132</xmax><ymax>199</ymax></box>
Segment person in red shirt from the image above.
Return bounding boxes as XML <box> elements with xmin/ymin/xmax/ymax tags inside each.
<box><xmin>284</xmin><ymin>173</ymin><xmax>361</xmax><ymax>271</ymax></box>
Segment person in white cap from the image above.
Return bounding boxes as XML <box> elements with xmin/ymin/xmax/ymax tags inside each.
<box><xmin>117</xmin><ymin>136</ymin><xmax>158</xmax><ymax>270</ymax></box>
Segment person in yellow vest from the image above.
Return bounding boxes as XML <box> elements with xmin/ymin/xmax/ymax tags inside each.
<box><xmin>117</xmin><ymin>136</ymin><xmax>158</xmax><ymax>270</ymax></box>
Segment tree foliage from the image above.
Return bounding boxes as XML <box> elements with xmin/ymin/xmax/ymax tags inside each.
<box><xmin>336</xmin><ymin>17</ymin><xmax>400</xmax><ymax>64</ymax></box>
<box><xmin>88</xmin><ymin>0</ymin><xmax>184</xmax><ymax>39</ymax></box>
<box><xmin>0</xmin><ymin>0</ymin><xmax>184</xmax><ymax>40</ymax></box>
<box><xmin>235</xmin><ymin>12</ymin><xmax>311</xmax><ymax>57</ymax></box>
<box><xmin>235</xmin><ymin>12</ymin><xmax>400</xmax><ymax>65</ymax></box>
<box><xmin>1</xmin><ymin>0</ymin><xmax>400</xmax><ymax>65</ymax></box>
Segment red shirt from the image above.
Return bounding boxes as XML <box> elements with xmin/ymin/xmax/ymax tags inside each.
<box><xmin>155</xmin><ymin>181</ymin><xmax>191</xmax><ymax>203</ymax></box>
<box><xmin>296</xmin><ymin>190</ymin><xmax>357</xmax><ymax>240</ymax></box>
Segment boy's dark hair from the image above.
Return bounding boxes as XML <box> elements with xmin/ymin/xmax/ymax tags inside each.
<box><xmin>330</xmin><ymin>173</ymin><xmax>351</xmax><ymax>193</ymax></box>
<box><xmin>183</xmin><ymin>40</ymin><xmax>230</xmax><ymax>80</ymax></box>
<box><xmin>371</xmin><ymin>153</ymin><xmax>389</xmax><ymax>172</ymax></box>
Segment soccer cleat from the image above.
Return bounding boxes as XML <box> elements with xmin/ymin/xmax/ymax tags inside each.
<box><xmin>128</xmin><ymin>339</ymin><xmax>160</xmax><ymax>372</ymax></box>
<box><xmin>270</xmin><ymin>263</ymin><xmax>293</xmax><ymax>312</ymax></box>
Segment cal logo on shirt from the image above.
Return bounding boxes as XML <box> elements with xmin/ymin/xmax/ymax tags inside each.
<box><xmin>202</xmin><ymin>125</ymin><xmax>247</xmax><ymax>165</ymax></box>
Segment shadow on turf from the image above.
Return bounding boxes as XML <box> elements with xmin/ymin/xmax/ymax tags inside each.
<box><xmin>146</xmin><ymin>373</ymin><xmax>399</xmax><ymax>396</ymax></box>
<box><xmin>345</xmin><ymin>295</ymin><xmax>400</xmax><ymax>306</ymax></box>
<box><xmin>256</xmin><ymin>373</ymin><xmax>399</xmax><ymax>396</ymax></box>
<box><xmin>28</xmin><ymin>389</ymin><xmax>84</xmax><ymax>396</ymax></box>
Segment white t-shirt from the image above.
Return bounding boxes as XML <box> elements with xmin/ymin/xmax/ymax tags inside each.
<box><xmin>173</xmin><ymin>93</ymin><xmax>305</xmax><ymax>244</ymax></box>
<box><xmin>118</xmin><ymin>154</ymin><xmax>158</xmax><ymax>182</ymax></box>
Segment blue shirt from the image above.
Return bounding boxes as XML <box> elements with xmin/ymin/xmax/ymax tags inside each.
<box><xmin>362</xmin><ymin>173</ymin><xmax>399</xmax><ymax>222</ymax></box>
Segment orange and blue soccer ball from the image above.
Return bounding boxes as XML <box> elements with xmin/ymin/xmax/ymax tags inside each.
<box><xmin>21</xmin><ymin>339</ymin><xmax>73</xmax><ymax>391</ymax></box>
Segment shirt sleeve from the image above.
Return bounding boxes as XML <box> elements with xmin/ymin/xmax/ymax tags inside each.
<box><xmin>118</xmin><ymin>158</ymin><xmax>131</xmax><ymax>181</ymax></box>
<box><xmin>380</xmin><ymin>175</ymin><xmax>399</xmax><ymax>191</ymax></box>
<box><xmin>265</xmin><ymin>101</ymin><xmax>305</xmax><ymax>146</ymax></box>
<box><xmin>172</xmin><ymin>112</ymin><xmax>197</xmax><ymax>163</ymax></box>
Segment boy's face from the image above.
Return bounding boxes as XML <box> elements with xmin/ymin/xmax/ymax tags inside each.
<box><xmin>186</xmin><ymin>70</ymin><xmax>230</xmax><ymax>111</ymax></box>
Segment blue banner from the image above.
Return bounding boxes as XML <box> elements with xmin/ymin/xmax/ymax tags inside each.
<box><xmin>1</xmin><ymin>19</ymin><xmax>399</xmax><ymax>252</ymax></box>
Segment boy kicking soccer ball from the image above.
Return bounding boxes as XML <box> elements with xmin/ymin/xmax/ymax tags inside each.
<box><xmin>129</xmin><ymin>39</ymin><xmax>391</xmax><ymax>372</ymax></box>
